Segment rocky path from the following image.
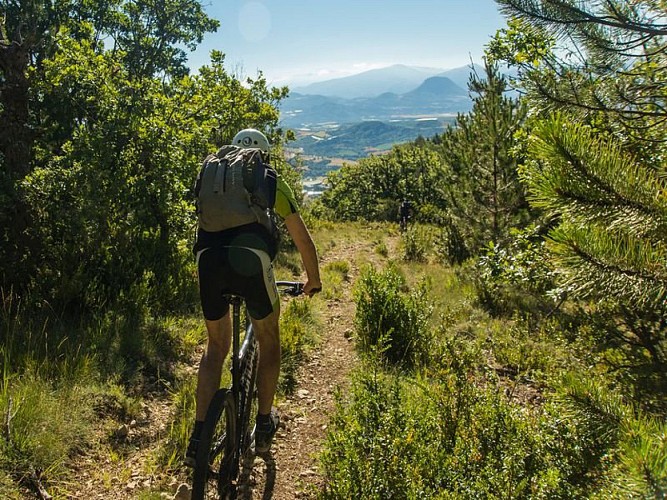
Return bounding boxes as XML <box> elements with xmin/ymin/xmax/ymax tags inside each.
<box><xmin>239</xmin><ymin>240</ymin><xmax>367</xmax><ymax>499</ymax></box>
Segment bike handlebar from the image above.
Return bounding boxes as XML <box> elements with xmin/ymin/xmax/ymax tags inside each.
<box><xmin>276</xmin><ymin>281</ymin><xmax>322</xmax><ymax>297</ymax></box>
<box><xmin>276</xmin><ymin>281</ymin><xmax>304</xmax><ymax>296</ymax></box>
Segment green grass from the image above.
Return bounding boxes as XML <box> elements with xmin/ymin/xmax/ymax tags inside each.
<box><xmin>156</xmin><ymin>376</ymin><xmax>198</xmax><ymax>470</ymax></box>
<box><xmin>279</xmin><ymin>295</ymin><xmax>321</xmax><ymax>394</ymax></box>
<box><xmin>321</xmin><ymin>260</ymin><xmax>350</xmax><ymax>300</ymax></box>
<box><xmin>0</xmin><ymin>366</ymin><xmax>94</xmax><ymax>488</ymax></box>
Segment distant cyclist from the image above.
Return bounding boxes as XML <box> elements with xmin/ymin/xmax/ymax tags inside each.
<box><xmin>186</xmin><ymin>128</ymin><xmax>322</xmax><ymax>465</ymax></box>
<box><xmin>399</xmin><ymin>199</ymin><xmax>412</xmax><ymax>232</ymax></box>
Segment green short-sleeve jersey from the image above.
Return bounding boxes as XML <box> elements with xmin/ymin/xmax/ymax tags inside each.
<box><xmin>274</xmin><ymin>175</ymin><xmax>299</xmax><ymax>219</ymax></box>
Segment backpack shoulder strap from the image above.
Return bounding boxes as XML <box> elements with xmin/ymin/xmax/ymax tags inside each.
<box><xmin>194</xmin><ymin>153</ymin><xmax>217</xmax><ymax>197</ymax></box>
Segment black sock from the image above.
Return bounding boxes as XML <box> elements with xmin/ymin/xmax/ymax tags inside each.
<box><xmin>256</xmin><ymin>413</ymin><xmax>271</xmax><ymax>426</ymax></box>
<box><xmin>192</xmin><ymin>420</ymin><xmax>204</xmax><ymax>440</ymax></box>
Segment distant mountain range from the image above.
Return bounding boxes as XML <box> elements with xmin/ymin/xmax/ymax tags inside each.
<box><xmin>291</xmin><ymin>63</ymin><xmax>484</xmax><ymax>98</ymax></box>
<box><xmin>280</xmin><ymin>64</ymin><xmax>484</xmax><ymax>128</ymax></box>
<box><xmin>291</xmin><ymin>64</ymin><xmax>448</xmax><ymax>99</ymax></box>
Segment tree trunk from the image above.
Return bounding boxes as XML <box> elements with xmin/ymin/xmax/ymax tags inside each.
<box><xmin>0</xmin><ymin>41</ymin><xmax>33</xmax><ymax>179</ymax></box>
<box><xmin>0</xmin><ymin>40</ymin><xmax>37</xmax><ymax>288</ymax></box>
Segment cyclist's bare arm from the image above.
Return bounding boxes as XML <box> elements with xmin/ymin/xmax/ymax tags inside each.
<box><xmin>284</xmin><ymin>213</ymin><xmax>322</xmax><ymax>296</ymax></box>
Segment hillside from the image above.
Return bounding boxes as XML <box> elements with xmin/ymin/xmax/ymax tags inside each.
<box><xmin>5</xmin><ymin>2</ymin><xmax>666</xmax><ymax>499</ymax></box>
<box><xmin>26</xmin><ymin>219</ymin><xmax>661</xmax><ymax>499</ymax></box>
<box><xmin>290</xmin><ymin>63</ymin><xmax>484</xmax><ymax>99</ymax></box>
<box><xmin>55</xmin><ymin>223</ymin><xmax>402</xmax><ymax>499</ymax></box>
<box><xmin>288</xmin><ymin>119</ymin><xmax>453</xmax><ymax>165</ymax></box>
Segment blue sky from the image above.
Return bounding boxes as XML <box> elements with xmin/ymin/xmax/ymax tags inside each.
<box><xmin>188</xmin><ymin>1</ymin><xmax>507</xmax><ymax>86</ymax></box>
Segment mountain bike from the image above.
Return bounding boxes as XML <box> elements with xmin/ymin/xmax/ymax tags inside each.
<box><xmin>191</xmin><ymin>281</ymin><xmax>305</xmax><ymax>500</ymax></box>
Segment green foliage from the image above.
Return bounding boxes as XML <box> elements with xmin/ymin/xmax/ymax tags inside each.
<box><xmin>353</xmin><ymin>264</ymin><xmax>432</xmax><ymax>370</ymax></box>
<box><xmin>1</xmin><ymin>7</ymin><xmax>289</xmax><ymax>317</ymax></box>
<box><xmin>279</xmin><ymin>296</ymin><xmax>319</xmax><ymax>394</ymax></box>
<box><xmin>321</xmin><ymin>356</ymin><xmax>552</xmax><ymax>499</ymax></box>
<box><xmin>320</xmin><ymin>337</ymin><xmax>667</xmax><ymax>499</ymax></box>
<box><xmin>489</xmin><ymin>0</ymin><xmax>667</xmax><ymax>422</ymax></box>
<box><xmin>583</xmin><ymin>301</ymin><xmax>667</xmax><ymax>414</ymax></box>
<box><xmin>487</xmin><ymin>17</ymin><xmax>555</xmax><ymax>68</ymax></box>
<box><xmin>544</xmin><ymin>375</ymin><xmax>667</xmax><ymax>497</ymax></box>
<box><xmin>0</xmin><ymin>287</ymin><xmax>200</xmax><ymax>491</ymax></box>
<box><xmin>317</xmin><ymin>145</ymin><xmax>449</xmax><ymax>223</ymax></box>
<box><xmin>110</xmin><ymin>0</ymin><xmax>219</xmax><ymax>79</ymax></box>
<box><xmin>399</xmin><ymin>224</ymin><xmax>432</xmax><ymax>263</ymax></box>
<box><xmin>434</xmin><ymin>215</ymin><xmax>470</xmax><ymax>265</ymax></box>
<box><xmin>524</xmin><ymin>115</ymin><xmax>667</xmax><ymax>308</ymax></box>
<box><xmin>474</xmin><ymin>225</ymin><xmax>560</xmax><ymax>318</ymax></box>
<box><xmin>611</xmin><ymin>412</ymin><xmax>667</xmax><ymax>498</ymax></box>
<box><xmin>437</xmin><ymin>59</ymin><xmax>531</xmax><ymax>253</ymax></box>
<box><xmin>495</xmin><ymin>1</ymin><xmax>667</xmax><ymax>148</ymax></box>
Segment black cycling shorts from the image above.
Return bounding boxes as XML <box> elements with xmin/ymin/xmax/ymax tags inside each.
<box><xmin>196</xmin><ymin>245</ymin><xmax>279</xmax><ymax>321</ymax></box>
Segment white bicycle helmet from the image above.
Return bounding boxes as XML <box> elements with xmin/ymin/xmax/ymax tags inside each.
<box><xmin>232</xmin><ymin>128</ymin><xmax>270</xmax><ymax>153</ymax></box>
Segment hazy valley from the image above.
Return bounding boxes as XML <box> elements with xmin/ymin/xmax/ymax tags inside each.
<box><xmin>280</xmin><ymin>64</ymin><xmax>480</xmax><ymax>183</ymax></box>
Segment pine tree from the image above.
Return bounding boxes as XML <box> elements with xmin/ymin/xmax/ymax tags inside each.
<box><xmin>439</xmin><ymin>59</ymin><xmax>529</xmax><ymax>252</ymax></box>
<box><xmin>525</xmin><ymin>114</ymin><xmax>667</xmax><ymax>307</ymax></box>
<box><xmin>493</xmin><ymin>0</ymin><xmax>667</xmax><ymax>415</ymax></box>
<box><xmin>492</xmin><ymin>0</ymin><xmax>667</xmax><ymax>304</ymax></box>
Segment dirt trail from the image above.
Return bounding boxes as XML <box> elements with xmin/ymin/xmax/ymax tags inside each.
<box><xmin>242</xmin><ymin>240</ymin><xmax>372</xmax><ymax>499</ymax></box>
<box><xmin>266</xmin><ymin>275</ymin><xmax>357</xmax><ymax>497</ymax></box>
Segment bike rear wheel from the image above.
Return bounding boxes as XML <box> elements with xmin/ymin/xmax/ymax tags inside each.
<box><xmin>192</xmin><ymin>390</ymin><xmax>237</xmax><ymax>500</ymax></box>
<box><xmin>239</xmin><ymin>336</ymin><xmax>260</xmax><ymax>455</ymax></box>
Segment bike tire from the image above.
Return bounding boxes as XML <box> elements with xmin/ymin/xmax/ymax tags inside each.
<box><xmin>192</xmin><ymin>390</ymin><xmax>237</xmax><ymax>500</ymax></box>
<box><xmin>238</xmin><ymin>337</ymin><xmax>260</xmax><ymax>455</ymax></box>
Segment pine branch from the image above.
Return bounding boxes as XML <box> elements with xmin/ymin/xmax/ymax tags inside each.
<box><xmin>549</xmin><ymin>223</ymin><xmax>667</xmax><ymax>305</ymax></box>
<box><xmin>528</xmin><ymin>116</ymin><xmax>667</xmax><ymax>234</ymax></box>
<box><xmin>498</xmin><ymin>0</ymin><xmax>667</xmax><ymax>38</ymax></box>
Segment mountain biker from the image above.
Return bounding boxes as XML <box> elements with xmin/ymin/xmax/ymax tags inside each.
<box><xmin>186</xmin><ymin>128</ymin><xmax>322</xmax><ymax>465</ymax></box>
<box><xmin>399</xmin><ymin>199</ymin><xmax>412</xmax><ymax>231</ymax></box>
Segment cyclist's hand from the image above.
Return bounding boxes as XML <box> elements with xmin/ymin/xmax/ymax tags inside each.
<box><xmin>304</xmin><ymin>280</ymin><xmax>322</xmax><ymax>297</ymax></box>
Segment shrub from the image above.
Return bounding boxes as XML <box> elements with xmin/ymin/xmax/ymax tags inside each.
<box><xmin>474</xmin><ymin>226</ymin><xmax>560</xmax><ymax>318</ymax></box>
<box><xmin>353</xmin><ymin>264</ymin><xmax>432</xmax><ymax>370</ymax></box>
<box><xmin>320</xmin><ymin>349</ymin><xmax>667</xmax><ymax>499</ymax></box>
<box><xmin>320</xmin><ymin>359</ymin><xmax>555</xmax><ymax>499</ymax></box>
<box><xmin>400</xmin><ymin>225</ymin><xmax>431</xmax><ymax>263</ymax></box>
<box><xmin>435</xmin><ymin>216</ymin><xmax>470</xmax><ymax>265</ymax></box>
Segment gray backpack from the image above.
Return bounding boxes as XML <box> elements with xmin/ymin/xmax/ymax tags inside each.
<box><xmin>194</xmin><ymin>145</ymin><xmax>278</xmax><ymax>233</ymax></box>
